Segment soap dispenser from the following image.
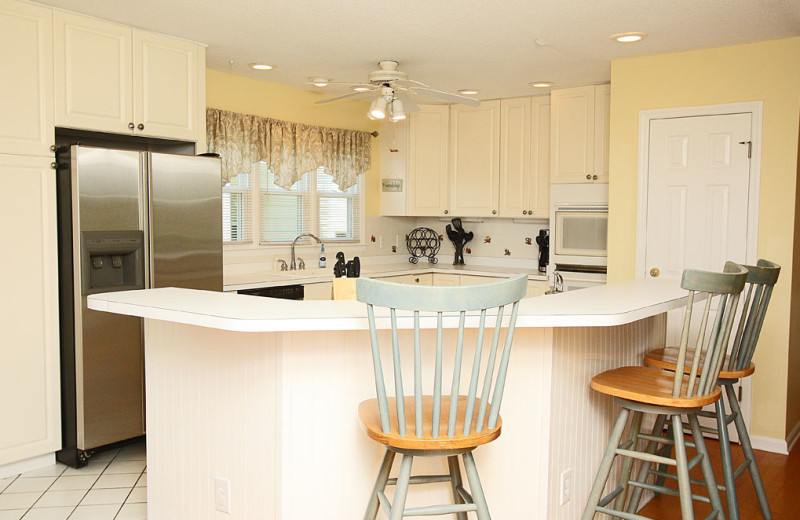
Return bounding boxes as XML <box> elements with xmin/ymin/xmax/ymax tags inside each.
<box><xmin>319</xmin><ymin>243</ymin><xmax>326</xmax><ymax>268</ymax></box>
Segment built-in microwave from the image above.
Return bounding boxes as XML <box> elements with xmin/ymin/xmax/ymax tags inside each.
<box><xmin>550</xmin><ymin>184</ymin><xmax>609</xmax><ymax>270</ymax></box>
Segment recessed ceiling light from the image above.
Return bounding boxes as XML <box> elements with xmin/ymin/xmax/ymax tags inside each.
<box><xmin>458</xmin><ymin>89</ymin><xmax>479</xmax><ymax>95</ymax></box>
<box><xmin>308</xmin><ymin>77</ymin><xmax>329</xmax><ymax>87</ymax></box>
<box><xmin>249</xmin><ymin>63</ymin><xmax>273</xmax><ymax>70</ymax></box>
<box><xmin>352</xmin><ymin>86</ymin><xmax>371</xmax><ymax>92</ymax></box>
<box><xmin>611</xmin><ymin>32</ymin><xmax>647</xmax><ymax>43</ymax></box>
<box><xmin>529</xmin><ymin>81</ymin><xmax>554</xmax><ymax>88</ymax></box>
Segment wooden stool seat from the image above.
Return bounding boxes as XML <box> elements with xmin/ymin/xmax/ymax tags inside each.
<box><xmin>358</xmin><ymin>396</ymin><xmax>501</xmax><ymax>451</ymax></box>
<box><xmin>644</xmin><ymin>347</ymin><xmax>755</xmax><ymax>379</ymax></box>
<box><xmin>591</xmin><ymin>366</ymin><xmax>721</xmax><ymax>408</ymax></box>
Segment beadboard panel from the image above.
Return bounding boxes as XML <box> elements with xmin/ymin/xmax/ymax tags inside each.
<box><xmin>547</xmin><ymin>314</ymin><xmax>666</xmax><ymax>519</ymax></box>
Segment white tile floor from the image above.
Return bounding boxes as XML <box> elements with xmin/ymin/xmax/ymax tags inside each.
<box><xmin>0</xmin><ymin>441</ymin><xmax>146</xmax><ymax>520</ymax></box>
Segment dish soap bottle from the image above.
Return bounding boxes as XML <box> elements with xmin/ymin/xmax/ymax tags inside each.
<box><xmin>319</xmin><ymin>243</ymin><xmax>326</xmax><ymax>268</ymax></box>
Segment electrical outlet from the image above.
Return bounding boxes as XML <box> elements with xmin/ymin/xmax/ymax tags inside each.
<box><xmin>559</xmin><ymin>468</ymin><xmax>572</xmax><ymax>505</ymax></box>
<box><xmin>215</xmin><ymin>476</ymin><xmax>231</xmax><ymax>514</ymax></box>
<box><xmin>379</xmin><ymin>235</ymin><xmax>384</xmax><ymax>249</ymax></box>
<box><xmin>395</xmin><ymin>234</ymin><xmax>401</xmax><ymax>249</ymax></box>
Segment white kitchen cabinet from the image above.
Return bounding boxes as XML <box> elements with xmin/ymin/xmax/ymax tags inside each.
<box><xmin>407</xmin><ymin>105</ymin><xmax>450</xmax><ymax>216</ymax></box>
<box><xmin>449</xmin><ymin>100</ymin><xmax>501</xmax><ymax>217</ymax></box>
<box><xmin>498</xmin><ymin>97</ymin><xmax>550</xmax><ymax>218</ymax></box>
<box><xmin>526</xmin><ymin>280</ymin><xmax>548</xmax><ymax>298</ymax></box>
<box><xmin>0</xmin><ymin>154</ymin><xmax>60</xmax><ymax>466</ymax></box>
<box><xmin>0</xmin><ymin>0</ymin><xmax>54</xmax><ymax>157</ymax></box>
<box><xmin>377</xmin><ymin>273</ymin><xmax>433</xmax><ymax>285</ymax></box>
<box><xmin>432</xmin><ymin>273</ymin><xmax>460</xmax><ymax>286</ymax></box>
<box><xmin>303</xmin><ymin>281</ymin><xmax>333</xmax><ymax>300</ymax></box>
<box><xmin>54</xmin><ymin>11</ymin><xmax>204</xmax><ymax>142</ymax></box>
<box><xmin>457</xmin><ymin>274</ymin><xmax>498</xmax><ymax>286</ymax></box>
<box><xmin>549</xmin><ymin>84</ymin><xmax>609</xmax><ymax>184</ymax></box>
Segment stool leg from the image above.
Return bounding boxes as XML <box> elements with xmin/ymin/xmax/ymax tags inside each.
<box><xmin>462</xmin><ymin>451</ymin><xmax>491</xmax><ymax>520</ymax></box>
<box><xmin>688</xmin><ymin>413</ymin><xmax>725</xmax><ymax>520</ymax></box>
<box><xmin>654</xmin><ymin>419</ymin><xmax>673</xmax><ymax>494</ymax></box>
<box><xmin>389</xmin><ymin>454</ymin><xmax>414</xmax><ymax>520</ymax></box>
<box><xmin>715</xmin><ymin>395</ymin><xmax>739</xmax><ymax>520</ymax></box>
<box><xmin>614</xmin><ymin>411</ymin><xmax>643</xmax><ymax>513</ymax></box>
<box><xmin>726</xmin><ymin>384</ymin><xmax>772</xmax><ymax>519</ymax></box>
<box><xmin>364</xmin><ymin>449</ymin><xmax>396</xmax><ymax>520</ymax></box>
<box><xmin>672</xmin><ymin>414</ymin><xmax>694</xmax><ymax>520</ymax></box>
<box><xmin>447</xmin><ymin>455</ymin><xmax>468</xmax><ymax>520</ymax></box>
<box><xmin>582</xmin><ymin>408</ymin><xmax>630</xmax><ymax>520</ymax></box>
<box><xmin>626</xmin><ymin>413</ymin><xmax>668</xmax><ymax>514</ymax></box>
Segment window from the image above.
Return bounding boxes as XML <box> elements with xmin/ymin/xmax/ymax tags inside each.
<box><xmin>222</xmin><ymin>162</ymin><xmax>362</xmax><ymax>246</ymax></box>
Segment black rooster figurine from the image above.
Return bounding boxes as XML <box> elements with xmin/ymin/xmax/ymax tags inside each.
<box><xmin>445</xmin><ymin>218</ymin><xmax>474</xmax><ymax>265</ymax></box>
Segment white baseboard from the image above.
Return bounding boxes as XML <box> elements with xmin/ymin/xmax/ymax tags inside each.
<box><xmin>786</xmin><ymin>419</ymin><xmax>800</xmax><ymax>453</ymax></box>
<box><xmin>750</xmin><ymin>435</ymin><xmax>789</xmax><ymax>455</ymax></box>
<box><xmin>0</xmin><ymin>453</ymin><xmax>55</xmax><ymax>479</ymax></box>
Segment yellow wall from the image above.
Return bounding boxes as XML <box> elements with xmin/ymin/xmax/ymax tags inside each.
<box><xmin>789</xmin><ymin>112</ymin><xmax>800</xmax><ymax>438</ymax></box>
<box><xmin>205</xmin><ymin>69</ymin><xmax>382</xmax><ymax>216</ymax></box>
<box><xmin>608</xmin><ymin>38</ymin><xmax>800</xmax><ymax>441</ymax></box>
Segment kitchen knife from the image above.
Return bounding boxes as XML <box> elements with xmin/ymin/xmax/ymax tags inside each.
<box><xmin>345</xmin><ymin>260</ymin><xmax>356</xmax><ymax>278</ymax></box>
<box><xmin>352</xmin><ymin>257</ymin><xmax>360</xmax><ymax>278</ymax></box>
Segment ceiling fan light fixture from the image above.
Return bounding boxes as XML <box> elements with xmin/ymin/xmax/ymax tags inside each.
<box><xmin>390</xmin><ymin>99</ymin><xmax>406</xmax><ymax>122</ymax></box>
<box><xmin>458</xmin><ymin>89</ymin><xmax>479</xmax><ymax>95</ymax></box>
<box><xmin>529</xmin><ymin>81</ymin><xmax>554</xmax><ymax>88</ymax></box>
<box><xmin>369</xmin><ymin>98</ymin><xmax>387</xmax><ymax>120</ymax></box>
<box><xmin>308</xmin><ymin>77</ymin><xmax>329</xmax><ymax>87</ymax></box>
<box><xmin>249</xmin><ymin>63</ymin><xmax>273</xmax><ymax>70</ymax></box>
<box><xmin>611</xmin><ymin>32</ymin><xmax>647</xmax><ymax>43</ymax></box>
<box><xmin>352</xmin><ymin>86</ymin><xmax>371</xmax><ymax>92</ymax></box>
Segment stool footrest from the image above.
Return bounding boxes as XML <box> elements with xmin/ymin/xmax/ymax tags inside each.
<box><xmin>628</xmin><ymin>479</ymin><xmax>712</xmax><ymax>504</ymax></box>
<box><xmin>734</xmin><ymin>460</ymin><xmax>750</xmax><ymax>479</ymax></box>
<box><xmin>647</xmin><ymin>469</ymin><xmax>710</xmax><ymax>489</ymax></box>
<box><xmin>598</xmin><ymin>485</ymin><xmax>624</xmax><ymax>507</ymax></box>
<box><xmin>387</xmin><ymin>475</ymin><xmax>452</xmax><ymax>486</ymax></box>
<box><xmin>596</xmin><ymin>505</ymin><xmax>652</xmax><ymax>520</ymax></box>
<box><xmin>404</xmin><ymin>503</ymin><xmax>478</xmax><ymax>515</ymax></box>
<box><xmin>455</xmin><ymin>484</ymin><xmax>473</xmax><ymax>504</ymax></box>
<box><xmin>615</xmin><ymin>448</ymin><xmax>676</xmax><ymax>466</ymax></box>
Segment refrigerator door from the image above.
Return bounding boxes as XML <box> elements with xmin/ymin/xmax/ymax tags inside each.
<box><xmin>72</xmin><ymin>147</ymin><xmax>146</xmax><ymax>451</ymax></box>
<box><xmin>148</xmin><ymin>153</ymin><xmax>222</xmax><ymax>291</ymax></box>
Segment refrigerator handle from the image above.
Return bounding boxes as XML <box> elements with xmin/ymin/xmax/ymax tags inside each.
<box><xmin>141</xmin><ymin>152</ymin><xmax>154</xmax><ymax>289</ymax></box>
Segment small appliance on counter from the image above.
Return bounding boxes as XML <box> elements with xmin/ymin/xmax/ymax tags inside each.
<box><xmin>445</xmin><ymin>218</ymin><xmax>473</xmax><ymax>265</ymax></box>
<box><xmin>535</xmin><ymin>229</ymin><xmax>549</xmax><ymax>274</ymax></box>
<box><xmin>406</xmin><ymin>227</ymin><xmax>441</xmax><ymax>264</ymax></box>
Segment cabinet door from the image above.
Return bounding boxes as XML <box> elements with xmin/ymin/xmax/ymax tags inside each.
<box><xmin>0</xmin><ymin>154</ymin><xmax>60</xmax><ymax>465</ymax></box>
<box><xmin>457</xmin><ymin>275</ymin><xmax>499</xmax><ymax>286</ymax></box>
<box><xmin>0</xmin><ymin>0</ymin><xmax>53</xmax><ymax>157</ymax></box>
<box><xmin>432</xmin><ymin>273</ymin><xmax>460</xmax><ymax>286</ymax></box>
<box><xmin>498</xmin><ymin>98</ymin><xmax>530</xmax><ymax>218</ymax></box>
<box><xmin>134</xmin><ymin>29</ymin><xmax>203</xmax><ymax>141</ymax></box>
<box><xmin>408</xmin><ymin>105</ymin><xmax>449</xmax><ymax>216</ymax></box>
<box><xmin>525</xmin><ymin>280</ymin><xmax>548</xmax><ymax>298</ymax></box>
<box><xmin>550</xmin><ymin>85</ymin><xmax>595</xmax><ymax>184</ymax></box>
<box><xmin>54</xmin><ymin>11</ymin><xmax>133</xmax><ymax>134</ymax></box>
<box><xmin>303</xmin><ymin>282</ymin><xmax>333</xmax><ymax>300</ymax></box>
<box><xmin>593</xmin><ymin>84</ymin><xmax>611</xmax><ymax>183</ymax></box>
<box><xmin>529</xmin><ymin>97</ymin><xmax>551</xmax><ymax>217</ymax></box>
<box><xmin>450</xmin><ymin>101</ymin><xmax>500</xmax><ymax>217</ymax></box>
<box><xmin>378</xmin><ymin>274</ymin><xmax>432</xmax><ymax>285</ymax></box>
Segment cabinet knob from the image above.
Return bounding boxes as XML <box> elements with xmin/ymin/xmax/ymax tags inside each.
<box><xmin>586</xmin><ymin>174</ymin><xmax>591</xmax><ymax>180</ymax></box>
<box><xmin>414</xmin><ymin>277</ymin><xmax>420</xmax><ymax>283</ymax></box>
<box><xmin>528</xmin><ymin>209</ymin><xmax>532</xmax><ymax>214</ymax></box>
<box><xmin>492</xmin><ymin>210</ymin><xmax>497</xmax><ymax>215</ymax></box>
<box><xmin>522</xmin><ymin>210</ymin><xmax>528</xmax><ymax>215</ymax></box>
<box><xmin>50</xmin><ymin>145</ymin><xmax>56</xmax><ymax>152</ymax></box>
<box><xmin>593</xmin><ymin>175</ymin><xmax>598</xmax><ymax>180</ymax></box>
<box><xmin>137</xmin><ymin>124</ymin><xmax>145</xmax><ymax>130</ymax></box>
<box><xmin>128</xmin><ymin>122</ymin><xmax>135</xmax><ymax>130</ymax></box>
<box><xmin>444</xmin><ymin>210</ymin><xmax>449</xmax><ymax>215</ymax></box>
<box><xmin>50</xmin><ymin>162</ymin><xmax>57</xmax><ymax>170</ymax></box>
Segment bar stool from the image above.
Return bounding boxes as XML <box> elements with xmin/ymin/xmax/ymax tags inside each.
<box><xmin>356</xmin><ymin>274</ymin><xmax>528</xmax><ymax>520</ymax></box>
<box><xmin>643</xmin><ymin>259</ymin><xmax>780</xmax><ymax>520</ymax></box>
<box><xmin>583</xmin><ymin>262</ymin><xmax>748</xmax><ymax>520</ymax></box>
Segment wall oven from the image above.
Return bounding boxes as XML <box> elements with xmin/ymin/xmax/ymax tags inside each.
<box><xmin>550</xmin><ymin>184</ymin><xmax>609</xmax><ymax>271</ymax></box>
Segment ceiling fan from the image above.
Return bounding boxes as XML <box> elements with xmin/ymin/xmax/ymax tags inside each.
<box><xmin>308</xmin><ymin>60</ymin><xmax>480</xmax><ymax>121</ymax></box>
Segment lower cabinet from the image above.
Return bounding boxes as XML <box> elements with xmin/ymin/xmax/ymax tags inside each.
<box><xmin>377</xmin><ymin>274</ymin><xmax>433</xmax><ymax>286</ymax></box>
<box><xmin>432</xmin><ymin>273</ymin><xmax>460</xmax><ymax>286</ymax></box>
<box><xmin>303</xmin><ymin>282</ymin><xmax>333</xmax><ymax>300</ymax></box>
<box><xmin>0</xmin><ymin>154</ymin><xmax>61</xmax><ymax>466</ymax></box>
<box><xmin>526</xmin><ymin>280</ymin><xmax>549</xmax><ymax>298</ymax></box>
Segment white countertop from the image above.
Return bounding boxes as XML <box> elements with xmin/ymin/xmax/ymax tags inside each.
<box><xmin>224</xmin><ymin>262</ymin><xmax>548</xmax><ymax>291</ymax></box>
<box><xmin>88</xmin><ymin>279</ymin><xmax>689</xmax><ymax>333</ymax></box>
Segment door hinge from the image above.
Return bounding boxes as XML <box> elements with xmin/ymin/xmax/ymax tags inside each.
<box><xmin>739</xmin><ymin>140</ymin><xmax>752</xmax><ymax>158</ymax></box>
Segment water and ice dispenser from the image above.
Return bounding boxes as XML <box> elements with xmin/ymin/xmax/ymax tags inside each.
<box><xmin>80</xmin><ymin>230</ymin><xmax>145</xmax><ymax>295</ymax></box>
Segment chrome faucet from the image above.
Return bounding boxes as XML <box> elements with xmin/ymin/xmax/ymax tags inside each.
<box><xmin>553</xmin><ymin>272</ymin><xmax>564</xmax><ymax>293</ymax></box>
<box><xmin>290</xmin><ymin>233</ymin><xmax>321</xmax><ymax>270</ymax></box>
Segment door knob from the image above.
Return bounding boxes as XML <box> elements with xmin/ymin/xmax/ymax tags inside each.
<box><xmin>650</xmin><ymin>267</ymin><xmax>660</xmax><ymax>278</ymax></box>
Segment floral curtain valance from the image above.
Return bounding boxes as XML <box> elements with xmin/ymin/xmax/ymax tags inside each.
<box><xmin>206</xmin><ymin>107</ymin><xmax>372</xmax><ymax>190</ymax></box>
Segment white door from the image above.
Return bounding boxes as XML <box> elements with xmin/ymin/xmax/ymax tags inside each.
<box><xmin>644</xmin><ymin>112</ymin><xmax>753</xmax><ymax>438</ymax></box>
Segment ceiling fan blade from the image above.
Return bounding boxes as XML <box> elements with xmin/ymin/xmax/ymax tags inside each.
<box><xmin>395</xmin><ymin>92</ymin><xmax>419</xmax><ymax>112</ymax></box>
<box><xmin>408</xmin><ymin>87</ymin><xmax>481</xmax><ymax>107</ymax></box>
<box><xmin>305</xmin><ymin>81</ymin><xmax>377</xmax><ymax>88</ymax></box>
<box><xmin>314</xmin><ymin>90</ymin><xmax>374</xmax><ymax>104</ymax></box>
<box><xmin>397</xmin><ymin>78</ymin><xmax>430</xmax><ymax>88</ymax></box>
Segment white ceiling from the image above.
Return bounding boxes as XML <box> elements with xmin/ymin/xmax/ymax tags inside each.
<box><xmin>38</xmin><ymin>0</ymin><xmax>800</xmax><ymax>101</ymax></box>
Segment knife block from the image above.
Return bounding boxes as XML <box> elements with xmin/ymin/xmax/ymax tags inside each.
<box><xmin>332</xmin><ymin>278</ymin><xmax>357</xmax><ymax>300</ymax></box>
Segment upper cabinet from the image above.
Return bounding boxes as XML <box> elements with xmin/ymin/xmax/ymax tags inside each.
<box><xmin>498</xmin><ymin>97</ymin><xmax>550</xmax><ymax>218</ymax></box>
<box><xmin>407</xmin><ymin>105</ymin><xmax>450</xmax><ymax>216</ymax></box>
<box><xmin>0</xmin><ymin>0</ymin><xmax>54</xmax><ymax>157</ymax></box>
<box><xmin>54</xmin><ymin>11</ymin><xmax>205</xmax><ymax>142</ymax></box>
<box><xmin>449</xmin><ymin>101</ymin><xmax>500</xmax><ymax>217</ymax></box>
<box><xmin>549</xmin><ymin>84</ymin><xmax>610</xmax><ymax>183</ymax></box>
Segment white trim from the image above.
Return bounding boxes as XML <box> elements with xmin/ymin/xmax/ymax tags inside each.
<box><xmin>635</xmin><ymin>101</ymin><xmax>763</xmax><ymax>278</ymax></box>
<box><xmin>787</xmin><ymin>418</ymin><xmax>800</xmax><ymax>453</ymax></box>
<box><xmin>750</xmin><ymin>435</ymin><xmax>789</xmax><ymax>455</ymax></box>
<box><xmin>0</xmin><ymin>453</ymin><xmax>55</xmax><ymax>480</ymax></box>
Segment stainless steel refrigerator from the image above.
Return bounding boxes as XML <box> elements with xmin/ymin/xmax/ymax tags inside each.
<box><xmin>55</xmin><ymin>145</ymin><xmax>222</xmax><ymax>466</ymax></box>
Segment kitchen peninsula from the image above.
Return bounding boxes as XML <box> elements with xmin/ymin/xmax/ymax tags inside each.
<box><xmin>88</xmin><ymin>279</ymin><xmax>688</xmax><ymax>520</ymax></box>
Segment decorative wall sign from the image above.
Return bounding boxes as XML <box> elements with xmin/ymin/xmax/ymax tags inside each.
<box><xmin>381</xmin><ymin>179</ymin><xmax>403</xmax><ymax>192</ymax></box>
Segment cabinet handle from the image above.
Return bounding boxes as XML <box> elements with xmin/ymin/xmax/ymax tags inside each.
<box><xmin>50</xmin><ymin>162</ymin><xmax>57</xmax><ymax>170</ymax></box>
<box><xmin>492</xmin><ymin>210</ymin><xmax>497</xmax><ymax>215</ymax></box>
<box><xmin>128</xmin><ymin>122</ymin><xmax>135</xmax><ymax>130</ymax></box>
<box><xmin>593</xmin><ymin>175</ymin><xmax>598</xmax><ymax>180</ymax></box>
<box><xmin>444</xmin><ymin>210</ymin><xmax>449</xmax><ymax>215</ymax></box>
<box><xmin>586</xmin><ymin>174</ymin><xmax>591</xmax><ymax>180</ymax></box>
<box><xmin>137</xmin><ymin>124</ymin><xmax>145</xmax><ymax>130</ymax></box>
